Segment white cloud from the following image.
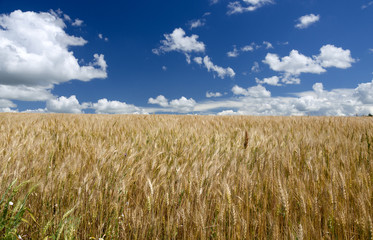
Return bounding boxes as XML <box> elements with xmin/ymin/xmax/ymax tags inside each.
<box><xmin>227</xmin><ymin>42</ymin><xmax>270</xmax><ymax>57</ymax></box>
<box><xmin>46</xmin><ymin>95</ymin><xmax>85</xmax><ymax>114</ymax></box>
<box><xmin>92</xmin><ymin>98</ymin><xmax>147</xmax><ymax>114</ymax></box>
<box><xmin>217</xmin><ymin>110</ymin><xmax>245</xmax><ymax>115</ymax></box>
<box><xmin>317</xmin><ymin>44</ymin><xmax>355</xmax><ymax>69</ymax></box>
<box><xmin>210</xmin><ymin>0</ymin><xmax>219</xmax><ymax>4</ymax></box>
<box><xmin>295</xmin><ymin>14</ymin><xmax>320</xmax><ymax>29</ymax></box>
<box><xmin>251</xmin><ymin>61</ymin><xmax>260</xmax><ymax>72</ymax></box>
<box><xmin>153</xmin><ymin>28</ymin><xmax>205</xmax><ymax>54</ymax></box>
<box><xmin>204</xmin><ymin>81</ymin><xmax>373</xmax><ymax>116</ymax></box>
<box><xmin>241</xmin><ymin>45</ymin><xmax>254</xmax><ymax>52</ymax></box>
<box><xmin>170</xmin><ymin>97</ymin><xmax>196</xmax><ymax>112</ymax></box>
<box><xmin>185</xmin><ymin>53</ymin><xmax>192</xmax><ymax>64</ymax></box>
<box><xmin>262</xmin><ymin>45</ymin><xmax>355</xmax><ymax>84</ymax></box>
<box><xmin>362</xmin><ymin>1</ymin><xmax>373</xmax><ymax>9</ymax></box>
<box><xmin>148</xmin><ymin>95</ymin><xmax>196</xmax><ymax>113</ymax></box>
<box><xmin>263</xmin><ymin>41</ymin><xmax>273</xmax><ymax>49</ymax></box>
<box><xmin>189</xmin><ymin>19</ymin><xmax>206</xmax><ymax>29</ymax></box>
<box><xmin>194</xmin><ymin>57</ymin><xmax>203</xmax><ymax>64</ymax></box>
<box><xmin>72</xmin><ymin>18</ymin><xmax>83</xmax><ymax>27</ymax></box>
<box><xmin>206</xmin><ymin>91</ymin><xmax>223</xmax><ymax>98</ymax></box>
<box><xmin>0</xmin><ymin>10</ymin><xmax>107</xmax><ymax>88</ymax></box>
<box><xmin>196</xmin><ymin>56</ymin><xmax>235</xmax><ymax>79</ymax></box>
<box><xmin>227</xmin><ymin>0</ymin><xmax>274</xmax><ymax>15</ymax></box>
<box><xmin>0</xmin><ymin>107</ymin><xmax>17</xmax><ymax>113</ymax></box>
<box><xmin>98</xmin><ymin>33</ymin><xmax>109</xmax><ymax>41</ymax></box>
<box><xmin>264</xmin><ymin>50</ymin><xmax>325</xmax><ymax>75</ymax></box>
<box><xmin>255</xmin><ymin>76</ymin><xmax>281</xmax><ymax>86</ymax></box>
<box><xmin>63</xmin><ymin>14</ymin><xmax>71</xmax><ymax>22</ymax></box>
<box><xmin>148</xmin><ymin>95</ymin><xmax>169</xmax><ymax>107</ymax></box>
<box><xmin>162</xmin><ymin>66</ymin><xmax>167</xmax><ymax>71</ymax></box>
<box><xmin>0</xmin><ymin>99</ymin><xmax>16</xmax><ymax>109</ymax></box>
<box><xmin>0</xmin><ymin>85</ymin><xmax>53</xmax><ymax>101</ymax></box>
<box><xmin>232</xmin><ymin>85</ymin><xmax>271</xmax><ymax>98</ymax></box>
<box><xmin>227</xmin><ymin>46</ymin><xmax>239</xmax><ymax>57</ymax></box>
<box><xmin>355</xmin><ymin>80</ymin><xmax>373</xmax><ymax>104</ymax></box>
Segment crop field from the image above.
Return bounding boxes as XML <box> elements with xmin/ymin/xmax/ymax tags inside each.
<box><xmin>0</xmin><ymin>113</ymin><xmax>372</xmax><ymax>239</ymax></box>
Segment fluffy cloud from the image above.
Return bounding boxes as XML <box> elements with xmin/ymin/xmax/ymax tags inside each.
<box><xmin>153</xmin><ymin>28</ymin><xmax>205</xmax><ymax>54</ymax></box>
<box><xmin>189</xmin><ymin>79</ymin><xmax>373</xmax><ymax>116</ymax></box>
<box><xmin>170</xmin><ymin>97</ymin><xmax>196</xmax><ymax>112</ymax></box>
<box><xmin>0</xmin><ymin>99</ymin><xmax>16</xmax><ymax>111</ymax></box>
<box><xmin>195</xmin><ymin>56</ymin><xmax>235</xmax><ymax>79</ymax></box>
<box><xmin>264</xmin><ymin>50</ymin><xmax>325</xmax><ymax>75</ymax></box>
<box><xmin>0</xmin><ymin>10</ymin><xmax>107</xmax><ymax>87</ymax></box>
<box><xmin>263</xmin><ymin>45</ymin><xmax>355</xmax><ymax>84</ymax></box>
<box><xmin>46</xmin><ymin>95</ymin><xmax>86</xmax><ymax>113</ymax></box>
<box><xmin>92</xmin><ymin>99</ymin><xmax>147</xmax><ymax>114</ymax></box>
<box><xmin>148</xmin><ymin>95</ymin><xmax>169</xmax><ymax>107</ymax></box>
<box><xmin>206</xmin><ymin>91</ymin><xmax>223</xmax><ymax>98</ymax></box>
<box><xmin>0</xmin><ymin>85</ymin><xmax>53</xmax><ymax>101</ymax></box>
<box><xmin>295</xmin><ymin>14</ymin><xmax>320</xmax><ymax>29</ymax></box>
<box><xmin>227</xmin><ymin>0</ymin><xmax>274</xmax><ymax>15</ymax></box>
<box><xmin>232</xmin><ymin>85</ymin><xmax>271</xmax><ymax>98</ymax></box>
<box><xmin>317</xmin><ymin>45</ymin><xmax>355</xmax><ymax>69</ymax></box>
<box><xmin>148</xmin><ymin>95</ymin><xmax>196</xmax><ymax>113</ymax></box>
<box><xmin>255</xmin><ymin>76</ymin><xmax>281</xmax><ymax>86</ymax></box>
<box><xmin>355</xmin><ymin>80</ymin><xmax>373</xmax><ymax>104</ymax></box>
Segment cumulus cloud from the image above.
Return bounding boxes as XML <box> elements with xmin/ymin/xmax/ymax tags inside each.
<box><xmin>227</xmin><ymin>0</ymin><xmax>274</xmax><ymax>15</ymax></box>
<box><xmin>170</xmin><ymin>97</ymin><xmax>196</xmax><ymax>112</ymax></box>
<box><xmin>153</xmin><ymin>28</ymin><xmax>205</xmax><ymax>55</ymax></box>
<box><xmin>262</xmin><ymin>45</ymin><xmax>355</xmax><ymax>84</ymax></box>
<box><xmin>148</xmin><ymin>95</ymin><xmax>169</xmax><ymax>107</ymax></box>
<box><xmin>0</xmin><ymin>85</ymin><xmax>53</xmax><ymax>101</ymax></box>
<box><xmin>206</xmin><ymin>91</ymin><xmax>223</xmax><ymax>98</ymax></box>
<box><xmin>148</xmin><ymin>95</ymin><xmax>196</xmax><ymax>113</ymax></box>
<box><xmin>0</xmin><ymin>99</ymin><xmax>17</xmax><ymax>111</ymax></box>
<box><xmin>92</xmin><ymin>99</ymin><xmax>147</xmax><ymax>114</ymax></box>
<box><xmin>241</xmin><ymin>45</ymin><xmax>255</xmax><ymax>52</ymax></box>
<box><xmin>317</xmin><ymin>45</ymin><xmax>355</xmax><ymax>69</ymax></box>
<box><xmin>232</xmin><ymin>85</ymin><xmax>271</xmax><ymax>98</ymax></box>
<box><xmin>295</xmin><ymin>14</ymin><xmax>320</xmax><ymax>29</ymax></box>
<box><xmin>0</xmin><ymin>10</ymin><xmax>107</xmax><ymax>88</ymax></box>
<box><xmin>255</xmin><ymin>76</ymin><xmax>281</xmax><ymax>86</ymax></box>
<box><xmin>195</xmin><ymin>56</ymin><xmax>235</xmax><ymax>79</ymax></box>
<box><xmin>194</xmin><ymin>57</ymin><xmax>203</xmax><ymax>65</ymax></box>
<box><xmin>205</xmin><ymin>81</ymin><xmax>373</xmax><ymax>116</ymax></box>
<box><xmin>355</xmin><ymin>80</ymin><xmax>373</xmax><ymax>104</ymax></box>
<box><xmin>46</xmin><ymin>95</ymin><xmax>86</xmax><ymax>114</ymax></box>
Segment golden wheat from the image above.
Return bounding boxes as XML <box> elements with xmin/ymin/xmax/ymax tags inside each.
<box><xmin>0</xmin><ymin>113</ymin><xmax>372</xmax><ymax>239</ymax></box>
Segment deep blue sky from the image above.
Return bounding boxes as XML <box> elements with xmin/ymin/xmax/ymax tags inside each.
<box><xmin>0</xmin><ymin>0</ymin><xmax>372</xmax><ymax>115</ymax></box>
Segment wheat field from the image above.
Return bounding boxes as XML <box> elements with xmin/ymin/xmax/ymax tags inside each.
<box><xmin>0</xmin><ymin>113</ymin><xmax>372</xmax><ymax>239</ymax></box>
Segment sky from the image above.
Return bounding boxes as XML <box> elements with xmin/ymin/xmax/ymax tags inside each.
<box><xmin>0</xmin><ymin>0</ymin><xmax>373</xmax><ymax>115</ymax></box>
